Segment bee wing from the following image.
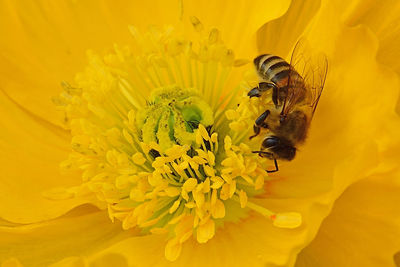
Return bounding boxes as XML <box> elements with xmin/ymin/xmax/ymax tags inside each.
<box><xmin>308</xmin><ymin>53</ymin><xmax>328</xmax><ymax>117</ymax></box>
<box><xmin>282</xmin><ymin>38</ymin><xmax>328</xmax><ymax>118</ymax></box>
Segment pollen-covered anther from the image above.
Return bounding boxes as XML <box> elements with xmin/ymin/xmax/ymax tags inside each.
<box><xmin>272</xmin><ymin>212</ymin><xmax>302</xmax><ymax>229</ymax></box>
<box><xmin>237</xmin><ymin>195</ymin><xmax>302</xmax><ymax>229</ymax></box>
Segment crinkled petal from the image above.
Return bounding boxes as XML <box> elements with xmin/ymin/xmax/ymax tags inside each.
<box><xmin>341</xmin><ymin>0</ymin><xmax>400</xmax><ymax>75</ymax></box>
<box><xmin>341</xmin><ymin>0</ymin><xmax>400</xmax><ymax>115</ymax></box>
<box><xmin>260</xmin><ymin>0</ymin><xmax>399</xmax><ymax>197</ymax></box>
<box><xmin>0</xmin><ymin>205</ymin><xmax>132</xmax><ymax>267</ymax></box>
<box><xmin>296</xmin><ymin>169</ymin><xmax>400</xmax><ymax>267</ymax></box>
<box><xmin>256</xmin><ymin>0</ymin><xmax>400</xmax><ymax>263</ymax></box>
<box><xmin>257</xmin><ymin>0</ymin><xmax>321</xmax><ymax>57</ymax></box>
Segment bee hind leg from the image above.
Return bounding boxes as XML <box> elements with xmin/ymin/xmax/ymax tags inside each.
<box><xmin>248</xmin><ymin>82</ymin><xmax>277</xmax><ymax>98</ymax></box>
<box><xmin>249</xmin><ymin>110</ymin><xmax>270</xmax><ymax>139</ymax></box>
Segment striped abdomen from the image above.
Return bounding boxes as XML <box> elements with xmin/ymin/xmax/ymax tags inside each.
<box><xmin>254</xmin><ymin>54</ymin><xmax>303</xmax><ymax>88</ymax></box>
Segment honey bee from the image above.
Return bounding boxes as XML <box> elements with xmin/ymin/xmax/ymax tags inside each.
<box><xmin>248</xmin><ymin>39</ymin><xmax>328</xmax><ymax>172</ymax></box>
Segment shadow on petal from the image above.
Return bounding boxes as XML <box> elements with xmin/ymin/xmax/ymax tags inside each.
<box><xmin>0</xmin><ymin>205</ymin><xmax>134</xmax><ymax>267</ymax></box>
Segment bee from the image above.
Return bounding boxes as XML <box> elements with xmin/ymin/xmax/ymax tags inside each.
<box><xmin>248</xmin><ymin>39</ymin><xmax>328</xmax><ymax>172</ymax></box>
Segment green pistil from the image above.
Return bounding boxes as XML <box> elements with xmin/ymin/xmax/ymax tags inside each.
<box><xmin>136</xmin><ymin>86</ymin><xmax>214</xmax><ymax>151</ymax></box>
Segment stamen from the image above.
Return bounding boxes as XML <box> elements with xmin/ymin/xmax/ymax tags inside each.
<box><xmin>233</xmin><ymin>195</ymin><xmax>302</xmax><ymax>229</ymax></box>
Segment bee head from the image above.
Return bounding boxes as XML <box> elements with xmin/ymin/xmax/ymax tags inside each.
<box><xmin>261</xmin><ymin>136</ymin><xmax>296</xmax><ymax>161</ymax></box>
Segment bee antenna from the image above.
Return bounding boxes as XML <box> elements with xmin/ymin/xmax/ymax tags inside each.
<box><xmin>252</xmin><ymin>151</ymin><xmax>268</xmax><ymax>155</ymax></box>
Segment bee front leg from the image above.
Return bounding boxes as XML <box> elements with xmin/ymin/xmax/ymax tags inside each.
<box><xmin>248</xmin><ymin>82</ymin><xmax>277</xmax><ymax>98</ymax></box>
<box><xmin>249</xmin><ymin>110</ymin><xmax>270</xmax><ymax>139</ymax></box>
<box><xmin>249</xmin><ymin>125</ymin><xmax>261</xmax><ymax>140</ymax></box>
<box><xmin>251</xmin><ymin>151</ymin><xmax>279</xmax><ymax>172</ymax></box>
<box><xmin>268</xmin><ymin>157</ymin><xmax>279</xmax><ymax>173</ymax></box>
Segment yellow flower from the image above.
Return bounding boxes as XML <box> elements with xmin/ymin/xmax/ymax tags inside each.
<box><xmin>0</xmin><ymin>1</ymin><xmax>399</xmax><ymax>267</ymax></box>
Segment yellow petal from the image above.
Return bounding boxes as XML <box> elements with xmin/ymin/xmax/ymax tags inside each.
<box><xmin>254</xmin><ymin>0</ymin><xmax>400</xmax><ymax>264</ymax></box>
<box><xmin>0</xmin><ymin>205</ymin><xmax>132</xmax><ymax>267</ymax></box>
<box><xmin>342</xmin><ymin>0</ymin><xmax>400</xmax><ymax>76</ymax></box>
<box><xmin>2</xmin><ymin>1</ymin><xmax>399</xmax><ymax>266</ymax></box>
<box><xmin>78</xmin><ymin>200</ymin><xmax>312</xmax><ymax>267</ymax></box>
<box><xmin>0</xmin><ymin>0</ymin><xmax>180</xmax><ymax>127</ymax></box>
<box><xmin>395</xmin><ymin>253</ymin><xmax>400</xmax><ymax>267</ymax></box>
<box><xmin>296</xmin><ymin>169</ymin><xmax>400</xmax><ymax>267</ymax></box>
<box><xmin>1</xmin><ymin>258</ymin><xmax>24</xmax><ymax>267</ymax></box>
<box><xmin>257</xmin><ymin>0</ymin><xmax>322</xmax><ymax>57</ymax></box>
<box><xmin>49</xmin><ymin>257</ymin><xmax>86</xmax><ymax>267</ymax></box>
<box><xmin>264</xmin><ymin>0</ymin><xmax>399</xmax><ymax>199</ymax></box>
<box><xmin>343</xmin><ymin>0</ymin><xmax>400</xmax><ymax>115</ymax></box>
<box><xmin>83</xmin><ymin>253</ymin><xmax>128</xmax><ymax>267</ymax></box>
<box><xmin>182</xmin><ymin>0</ymin><xmax>290</xmax><ymax>58</ymax></box>
<box><xmin>0</xmin><ymin>90</ymin><xmax>89</xmax><ymax>223</ymax></box>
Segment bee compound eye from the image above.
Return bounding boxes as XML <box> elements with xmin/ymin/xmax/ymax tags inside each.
<box><xmin>262</xmin><ymin>136</ymin><xmax>280</xmax><ymax>148</ymax></box>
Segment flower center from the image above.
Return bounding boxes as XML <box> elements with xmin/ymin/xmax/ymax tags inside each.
<box><xmin>51</xmin><ymin>18</ymin><xmax>301</xmax><ymax>261</ymax></box>
<box><xmin>136</xmin><ymin>86</ymin><xmax>214</xmax><ymax>151</ymax></box>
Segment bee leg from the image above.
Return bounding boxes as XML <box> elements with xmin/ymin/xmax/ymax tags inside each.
<box><xmin>249</xmin><ymin>110</ymin><xmax>270</xmax><ymax>139</ymax></box>
<box><xmin>259</xmin><ymin>82</ymin><xmax>277</xmax><ymax>93</ymax></box>
<box><xmin>272</xmin><ymin>86</ymin><xmax>278</xmax><ymax>107</ymax></box>
<box><xmin>251</xmin><ymin>151</ymin><xmax>279</xmax><ymax>172</ymax></box>
<box><xmin>248</xmin><ymin>88</ymin><xmax>261</xmax><ymax>98</ymax></box>
<box><xmin>248</xmin><ymin>82</ymin><xmax>277</xmax><ymax>98</ymax></box>
<box><xmin>249</xmin><ymin>125</ymin><xmax>261</xmax><ymax>140</ymax></box>
<box><xmin>255</xmin><ymin>110</ymin><xmax>270</xmax><ymax>125</ymax></box>
<box><xmin>267</xmin><ymin>157</ymin><xmax>279</xmax><ymax>173</ymax></box>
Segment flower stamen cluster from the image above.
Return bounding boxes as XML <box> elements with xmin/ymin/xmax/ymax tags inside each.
<box><xmin>50</xmin><ymin>18</ymin><xmax>301</xmax><ymax>261</ymax></box>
